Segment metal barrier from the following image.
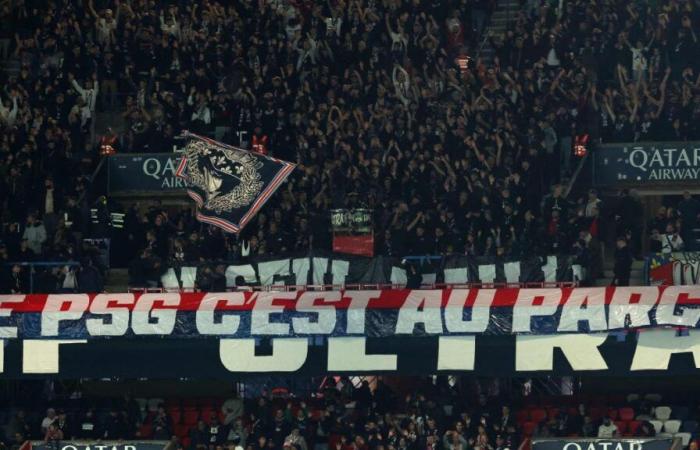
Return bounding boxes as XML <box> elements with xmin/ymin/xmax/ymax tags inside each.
<box><xmin>4</xmin><ymin>261</ymin><xmax>80</xmax><ymax>293</ymax></box>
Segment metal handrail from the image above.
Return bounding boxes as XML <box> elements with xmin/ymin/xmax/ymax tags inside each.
<box><xmin>5</xmin><ymin>261</ymin><xmax>80</xmax><ymax>267</ymax></box>
<box><xmin>4</xmin><ymin>261</ymin><xmax>81</xmax><ymax>293</ymax></box>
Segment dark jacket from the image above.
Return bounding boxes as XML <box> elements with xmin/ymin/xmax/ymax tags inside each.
<box><xmin>77</xmin><ymin>265</ymin><xmax>104</xmax><ymax>293</ymax></box>
<box><xmin>614</xmin><ymin>245</ymin><xmax>633</xmax><ymax>283</ymax></box>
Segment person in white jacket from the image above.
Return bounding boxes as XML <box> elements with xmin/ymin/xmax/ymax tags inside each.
<box><xmin>69</xmin><ymin>73</ymin><xmax>98</xmax><ymax>119</ymax></box>
<box><xmin>23</xmin><ymin>214</ymin><xmax>47</xmax><ymax>255</ymax></box>
<box><xmin>0</xmin><ymin>93</ymin><xmax>18</xmax><ymax>127</ymax></box>
<box><xmin>69</xmin><ymin>73</ymin><xmax>98</xmax><ymax>138</ymax></box>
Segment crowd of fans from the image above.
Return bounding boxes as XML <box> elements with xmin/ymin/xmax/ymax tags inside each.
<box><xmin>647</xmin><ymin>191</ymin><xmax>700</xmax><ymax>255</ymax></box>
<box><xmin>1</xmin><ymin>0</ymin><xmax>700</xmax><ymax>292</ymax></box>
<box><xmin>2</xmin><ymin>378</ymin><xmax>697</xmax><ymax>450</ymax></box>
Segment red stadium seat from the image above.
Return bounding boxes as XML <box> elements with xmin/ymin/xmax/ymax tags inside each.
<box><xmin>183</xmin><ymin>409</ymin><xmax>200</xmax><ymax>425</ymax></box>
<box><xmin>608</xmin><ymin>409</ymin><xmax>619</xmax><ymax>420</ymax></box>
<box><xmin>614</xmin><ymin>421</ymin><xmax>627</xmax><ymax>434</ymax></box>
<box><xmin>174</xmin><ymin>424</ymin><xmax>189</xmax><ymax>439</ymax></box>
<box><xmin>200</xmin><ymin>407</ymin><xmax>214</xmax><ymax>421</ymax></box>
<box><xmin>530</xmin><ymin>409</ymin><xmax>547</xmax><ymax>423</ymax></box>
<box><xmin>589</xmin><ymin>407</ymin><xmax>604</xmax><ymax>420</ymax></box>
<box><xmin>139</xmin><ymin>424</ymin><xmax>152</xmax><ymax>438</ymax></box>
<box><xmin>627</xmin><ymin>420</ymin><xmax>641</xmax><ymax>435</ymax></box>
<box><xmin>619</xmin><ymin>407</ymin><xmax>635</xmax><ymax>421</ymax></box>
<box><xmin>522</xmin><ymin>422</ymin><xmax>537</xmax><ymax>436</ymax></box>
<box><xmin>547</xmin><ymin>408</ymin><xmax>560</xmax><ymax>420</ymax></box>
<box><xmin>168</xmin><ymin>408</ymin><xmax>182</xmax><ymax>424</ymax></box>
<box><xmin>517</xmin><ymin>410</ymin><xmax>529</xmax><ymax>424</ymax></box>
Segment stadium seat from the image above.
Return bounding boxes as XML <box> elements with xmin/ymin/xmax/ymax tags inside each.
<box><xmin>614</xmin><ymin>421</ymin><xmax>627</xmax><ymax>434</ymax></box>
<box><xmin>530</xmin><ymin>409</ymin><xmax>547</xmax><ymax>423</ymax></box>
<box><xmin>675</xmin><ymin>433</ymin><xmax>692</xmax><ymax>446</ymax></box>
<box><xmin>547</xmin><ymin>408</ymin><xmax>560</xmax><ymax>420</ymax></box>
<box><xmin>168</xmin><ymin>408</ymin><xmax>182</xmax><ymax>424</ymax></box>
<box><xmin>664</xmin><ymin>420</ymin><xmax>681</xmax><ymax>434</ymax></box>
<box><xmin>627</xmin><ymin>420</ymin><xmax>641</xmax><ymax>435</ymax></box>
<box><xmin>517</xmin><ymin>410</ymin><xmax>529</xmax><ymax>424</ymax></box>
<box><xmin>523</xmin><ymin>422</ymin><xmax>537</xmax><ymax>436</ymax></box>
<box><xmin>657</xmin><ymin>432</ymin><xmax>673</xmax><ymax>439</ymax></box>
<box><xmin>200</xmin><ymin>407</ymin><xmax>214</xmax><ymax>421</ymax></box>
<box><xmin>649</xmin><ymin>420</ymin><xmax>664</xmax><ymax>434</ymax></box>
<box><xmin>655</xmin><ymin>406</ymin><xmax>672</xmax><ymax>421</ymax></box>
<box><xmin>174</xmin><ymin>424</ymin><xmax>189</xmax><ymax>439</ymax></box>
<box><xmin>682</xmin><ymin>420</ymin><xmax>699</xmax><ymax>433</ymax></box>
<box><xmin>645</xmin><ymin>394</ymin><xmax>663</xmax><ymax>403</ymax></box>
<box><xmin>608</xmin><ymin>409</ymin><xmax>619</xmax><ymax>420</ymax></box>
<box><xmin>139</xmin><ymin>424</ymin><xmax>152</xmax><ymax>438</ymax></box>
<box><xmin>619</xmin><ymin>407</ymin><xmax>635</xmax><ymax>421</ymax></box>
<box><xmin>181</xmin><ymin>438</ymin><xmax>191</xmax><ymax>449</ymax></box>
<box><xmin>183</xmin><ymin>408</ymin><xmax>200</xmax><ymax>426</ymax></box>
<box><xmin>590</xmin><ymin>407</ymin><xmax>605</xmax><ymax>420</ymax></box>
<box><xmin>672</xmin><ymin>406</ymin><xmax>689</xmax><ymax>420</ymax></box>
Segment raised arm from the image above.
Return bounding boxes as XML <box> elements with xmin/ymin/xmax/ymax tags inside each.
<box><xmin>114</xmin><ymin>0</ymin><xmax>120</xmax><ymax>25</ymax></box>
<box><xmin>603</xmin><ymin>95</ymin><xmax>616</xmax><ymax>122</ymax></box>
<box><xmin>385</xmin><ymin>13</ymin><xmax>394</xmax><ymax>35</ymax></box>
<box><xmin>87</xmin><ymin>0</ymin><xmax>99</xmax><ymax>19</ymax></box>
<box><xmin>617</xmin><ymin>65</ymin><xmax>629</xmax><ymax>97</ymax></box>
<box><xmin>69</xmin><ymin>74</ymin><xmax>86</xmax><ymax>97</ymax></box>
<box><xmin>406</xmin><ymin>212</ymin><xmax>423</xmax><ymax>231</ymax></box>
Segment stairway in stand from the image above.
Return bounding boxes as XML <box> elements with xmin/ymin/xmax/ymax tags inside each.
<box><xmin>0</xmin><ymin>57</ymin><xmax>20</xmax><ymax>78</ymax></box>
<box><xmin>595</xmin><ymin>258</ymin><xmax>647</xmax><ymax>287</ymax></box>
<box><xmin>105</xmin><ymin>268</ymin><xmax>130</xmax><ymax>293</ymax></box>
<box><xmin>478</xmin><ymin>0</ymin><xmax>521</xmax><ymax>66</ymax></box>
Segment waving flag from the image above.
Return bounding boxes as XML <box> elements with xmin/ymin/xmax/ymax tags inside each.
<box><xmin>175</xmin><ymin>132</ymin><xmax>295</xmax><ymax>233</ymax></box>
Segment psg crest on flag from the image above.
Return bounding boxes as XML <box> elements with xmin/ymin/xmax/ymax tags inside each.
<box><xmin>176</xmin><ymin>132</ymin><xmax>295</xmax><ymax>233</ymax></box>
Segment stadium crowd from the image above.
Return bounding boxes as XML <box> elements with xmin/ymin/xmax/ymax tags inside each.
<box><xmin>2</xmin><ymin>378</ymin><xmax>698</xmax><ymax>450</ymax></box>
<box><xmin>1</xmin><ymin>0</ymin><xmax>700</xmax><ymax>292</ymax></box>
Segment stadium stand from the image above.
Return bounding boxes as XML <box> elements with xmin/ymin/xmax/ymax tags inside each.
<box><xmin>4</xmin><ymin>383</ymin><xmax>700</xmax><ymax>450</ymax></box>
<box><xmin>1</xmin><ymin>0</ymin><xmax>698</xmax><ymax>293</ymax></box>
<box><xmin>2</xmin><ymin>6</ymin><xmax>700</xmax><ymax>450</ymax></box>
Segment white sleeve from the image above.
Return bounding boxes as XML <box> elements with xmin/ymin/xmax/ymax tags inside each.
<box><xmin>71</xmin><ymin>79</ymin><xmax>86</xmax><ymax>97</ymax></box>
<box><xmin>202</xmin><ymin>106</ymin><xmax>211</xmax><ymax>124</ymax></box>
<box><xmin>7</xmin><ymin>98</ymin><xmax>18</xmax><ymax>124</ymax></box>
